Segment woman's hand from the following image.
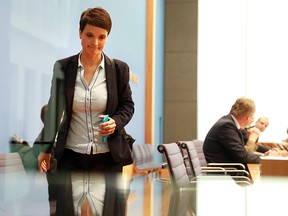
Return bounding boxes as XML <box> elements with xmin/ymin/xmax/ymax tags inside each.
<box><xmin>98</xmin><ymin>115</ymin><xmax>116</xmax><ymax>137</ymax></box>
<box><xmin>38</xmin><ymin>152</ymin><xmax>51</xmax><ymax>173</ymax></box>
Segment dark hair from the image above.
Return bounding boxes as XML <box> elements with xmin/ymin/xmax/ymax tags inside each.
<box><xmin>79</xmin><ymin>7</ymin><xmax>112</xmax><ymax>34</ymax></box>
<box><xmin>40</xmin><ymin>104</ymin><xmax>48</xmax><ymax>123</ymax></box>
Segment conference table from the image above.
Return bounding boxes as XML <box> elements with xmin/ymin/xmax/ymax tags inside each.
<box><xmin>247</xmin><ymin>163</ymin><xmax>261</xmax><ymax>182</ymax></box>
<box><xmin>248</xmin><ymin>155</ymin><xmax>288</xmax><ymax>181</ymax></box>
<box><xmin>248</xmin><ymin>142</ymin><xmax>288</xmax><ymax>181</ymax></box>
<box><xmin>133</xmin><ymin>154</ymin><xmax>287</xmax><ymax>216</ymax></box>
<box><xmin>1</xmin><ymin>159</ymin><xmax>288</xmax><ymax>216</ymax></box>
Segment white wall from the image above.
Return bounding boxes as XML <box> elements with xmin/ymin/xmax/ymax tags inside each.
<box><xmin>198</xmin><ymin>0</ymin><xmax>288</xmax><ymax>142</ymax></box>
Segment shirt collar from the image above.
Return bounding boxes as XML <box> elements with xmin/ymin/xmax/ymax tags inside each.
<box><xmin>78</xmin><ymin>52</ymin><xmax>83</xmax><ymax>68</ymax></box>
<box><xmin>78</xmin><ymin>52</ymin><xmax>105</xmax><ymax>69</ymax></box>
<box><xmin>230</xmin><ymin>114</ymin><xmax>241</xmax><ymax>129</ymax></box>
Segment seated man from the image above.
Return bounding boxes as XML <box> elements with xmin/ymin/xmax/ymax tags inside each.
<box><xmin>203</xmin><ymin>97</ymin><xmax>263</xmax><ymax>167</ymax></box>
<box><xmin>241</xmin><ymin>117</ymin><xmax>270</xmax><ymax>153</ymax></box>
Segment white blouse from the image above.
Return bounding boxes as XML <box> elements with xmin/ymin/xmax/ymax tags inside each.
<box><xmin>65</xmin><ymin>55</ymin><xmax>110</xmax><ymax>154</ymax></box>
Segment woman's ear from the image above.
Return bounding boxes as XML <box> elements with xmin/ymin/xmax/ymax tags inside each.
<box><xmin>79</xmin><ymin>29</ymin><xmax>82</xmax><ymax>39</ymax></box>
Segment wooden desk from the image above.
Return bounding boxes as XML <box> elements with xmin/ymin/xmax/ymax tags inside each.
<box><xmin>260</xmin><ymin>156</ymin><xmax>288</xmax><ymax>176</ymax></box>
<box><xmin>248</xmin><ymin>163</ymin><xmax>260</xmax><ymax>182</ymax></box>
<box><xmin>258</xmin><ymin>142</ymin><xmax>288</xmax><ymax>151</ymax></box>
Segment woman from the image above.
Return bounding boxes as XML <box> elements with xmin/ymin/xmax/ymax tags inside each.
<box><xmin>36</xmin><ymin>7</ymin><xmax>134</xmax><ymax>216</ymax></box>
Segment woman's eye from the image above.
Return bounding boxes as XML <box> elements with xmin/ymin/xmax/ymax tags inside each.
<box><xmin>99</xmin><ymin>35</ymin><xmax>106</xmax><ymax>40</ymax></box>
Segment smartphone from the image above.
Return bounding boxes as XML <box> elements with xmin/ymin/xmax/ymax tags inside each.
<box><xmin>102</xmin><ymin>114</ymin><xmax>109</xmax><ymax>142</ymax></box>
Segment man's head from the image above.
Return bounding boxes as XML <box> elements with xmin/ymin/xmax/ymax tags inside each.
<box><xmin>230</xmin><ymin>97</ymin><xmax>256</xmax><ymax>128</ymax></box>
<box><xmin>254</xmin><ymin>117</ymin><xmax>269</xmax><ymax>132</ymax></box>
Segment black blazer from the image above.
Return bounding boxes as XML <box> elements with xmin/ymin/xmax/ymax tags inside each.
<box><xmin>38</xmin><ymin>53</ymin><xmax>134</xmax><ymax>164</ymax></box>
<box><xmin>203</xmin><ymin>114</ymin><xmax>260</xmax><ymax>165</ymax></box>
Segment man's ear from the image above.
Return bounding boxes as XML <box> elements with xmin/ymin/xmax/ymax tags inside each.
<box><xmin>247</xmin><ymin>113</ymin><xmax>254</xmax><ymax>120</ymax></box>
<box><xmin>79</xmin><ymin>29</ymin><xmax>82</xmax><ymax>39</ymax></box>
<box><xmin>245</xmin><ymin>115</ymin><xmax>250</xmax><ymax>121</ymax></box>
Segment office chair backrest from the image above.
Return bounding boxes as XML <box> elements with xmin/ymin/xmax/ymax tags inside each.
<box><xmin>157</xmin><ymin>143</ymin><xmax>190</xmax><ymax>188</ymax></box>
<box><xmin>132</xmin><ymin>144</ymin><xmax>162</xmax><ymax>175</ymax></box>
<box><xmin>180</xmin><ymin>141</ymin><xmax>253</xmax><ymax>186</ymax></box>
<box><xmin>192</xmin><ymin>139</ymin><xmax>207</xmax><ymax>167</ymax></box>
<box><xmin>177</xmin><ymin>142</ymin><xmax>195</xmax><ymax>180</ymax></box>
<box><xmin>132</xmin><ymin>143</ymin><xmax>154</xmax><ymax>165</ymax></box>
<box><xmin>180</xmin><ymin>141</ymin><xmax>203</xmax><ymax>177</ymax></box>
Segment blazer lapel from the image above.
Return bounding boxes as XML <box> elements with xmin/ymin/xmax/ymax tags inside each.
<box><xmin>64</xmin><ymin>55</ymin><xmax>78</xmax><ymax>116</ymax></box>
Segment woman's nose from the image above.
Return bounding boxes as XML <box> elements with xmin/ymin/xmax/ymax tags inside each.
<box><xmin>92</xmin><ymin>38</ymin><xmax>98</xmax><ymax>45</ymax></box>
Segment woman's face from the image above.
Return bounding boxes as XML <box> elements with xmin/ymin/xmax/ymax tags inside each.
<box><xmin>79</xmin><ymin>24</ymin><xmax>108</xmax><ymax>56</ymax></box>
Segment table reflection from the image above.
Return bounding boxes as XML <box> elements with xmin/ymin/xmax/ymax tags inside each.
<box><xmin>2</xmin><ymin>165</ymin><xmax>288</xmax><ymax>216</ymax></box>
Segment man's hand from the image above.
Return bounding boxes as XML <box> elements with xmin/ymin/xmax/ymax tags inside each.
<box><xmin>248</xmin><ymin>127</ymin><xmax>261</xmax><ymax>136</ymax></box>
<box><xmin>38</xmin><ymin>152</ymin><xmax>51</xmax><ymax>173</ymax></box>
<box><xmin>265</xmin><ymin>148</ymin><xmax>281</xmax><ymax>156</ymax></box>
<box><xmin>248</xmin><ymin>127</ymin><xmax>261</xmax><ymax>142</ymax></box>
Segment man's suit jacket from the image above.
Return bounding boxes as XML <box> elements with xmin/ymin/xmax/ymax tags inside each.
<box><xmin>38</xmin><ymin>53</ymin><xmax>134</xmax><ymax>165</ymax></box>
<box><xmin>203</xmin><ymin>114</ymin><xmax>260</xmax><ymax>165</ymax></box>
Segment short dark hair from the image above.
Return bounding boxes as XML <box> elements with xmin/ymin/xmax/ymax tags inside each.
<box><xmin>79</xmin><ymin>7</ymin><xmax>112</xmax><ymax>34</ymax></box>
<box><xmin>40</xmin><ymin>104</ymin><xmax>48</xmax><ymax>123</ymax></box>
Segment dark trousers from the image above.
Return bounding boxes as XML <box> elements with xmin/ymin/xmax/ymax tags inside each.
<box><xmin>48</xmin><ymin>148</ymin><xmax>129</xmax><ymax>216</ymax></box>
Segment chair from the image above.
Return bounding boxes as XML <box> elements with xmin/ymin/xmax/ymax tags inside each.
<box><xmin>178</xmin><ymin>140</ymin><xmax>234</xmax><ymax>180</ymax></box>
<box><xmin>157</xmin><ymin>142</ymin><xmax>251</xmax><ymax>216</ymax></box>
<box><xmin>157</xmin><ymin>143</ymin><xmax>190</xmax><ymax>188</ymax></box>
<box><xmin>191</xmin><ymin>139</ymin><xmax>246</xmax><ymax>171</ymax></box>
<box><xmin>132</xmin><ymin>144</ymin><xmax>162</xmax><ymax>177</ymax></box>
<box><xmin>179</xmin><ymin>140</ymin><xmax>252</xmax><ymax>185</ymax></box>
<box><xmin>190</xmin><ymin>139</ymin><xmax>206</xmax><ymax>167</ymax></box>
<box><xmin>157</xmin><ymin>142</ymin><xmax>196</xmax><ymax>216</ymax></box>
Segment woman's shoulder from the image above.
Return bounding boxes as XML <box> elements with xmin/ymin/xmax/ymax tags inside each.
<box><xmin>113</xmin><ymin>58</ymin><xmax>128</xmax><ymax>66</ymax></box>
<box><xmin>104</xmin><ymin>54</ymin><xmax>129</xmax><ymax>68</ymax></box>
<box><xmin>56</xmin><ymin>53</ymin><xmax>79</xmax><ymax>67</ymax></box>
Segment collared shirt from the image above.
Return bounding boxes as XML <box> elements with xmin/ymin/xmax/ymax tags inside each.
<box><xmin>230</xmin><ymin>114</ymin><xmax>241</xmax><ymax>129</ymax></box>
<box><xmin>65</xmin><ymin>54</ymin><xmax>110</xmax><ymax>154</ymax></box>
